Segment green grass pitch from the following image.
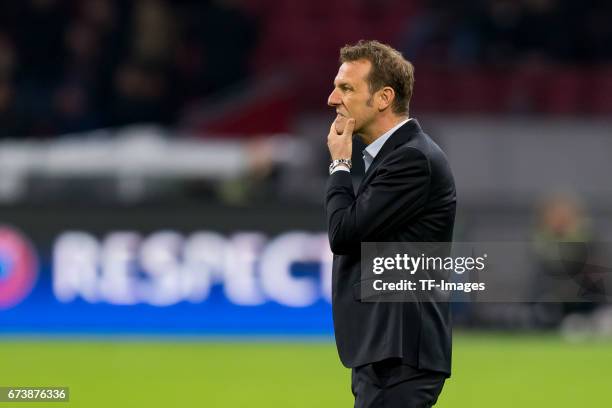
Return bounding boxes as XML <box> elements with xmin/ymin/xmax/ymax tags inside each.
<box><xmin>1</xmin><ymin>333</ymin><xmax>611</xmax><ymax>407</ymax></box>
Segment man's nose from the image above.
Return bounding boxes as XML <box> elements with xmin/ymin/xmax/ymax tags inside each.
<box><xmin>328</xmin><ymin>89</ymin><xmax>340</xmax><ymax>107</ymax></box>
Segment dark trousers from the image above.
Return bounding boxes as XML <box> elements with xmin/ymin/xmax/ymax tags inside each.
<box><xmin>351</xmin><ymin>358</ymin><xmax>447</xmax><ymax>408</ymax></box>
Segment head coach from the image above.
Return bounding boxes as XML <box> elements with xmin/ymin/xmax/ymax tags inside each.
<box><xmin>324</xmin><ymin>40</ymin><xmax>457</xmax><ymax>407</ymax></box>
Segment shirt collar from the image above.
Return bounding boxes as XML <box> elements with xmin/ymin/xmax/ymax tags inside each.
<box><xmin>363</xmin><ymin>118</ymin><xmax>411</xmax><ymax>170</ymax></box>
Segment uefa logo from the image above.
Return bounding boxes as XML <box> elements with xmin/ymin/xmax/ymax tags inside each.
<box><xmin>0</xmin><ymin>226</ymin><xmax>38</xmax><ymax>310</ymax></box>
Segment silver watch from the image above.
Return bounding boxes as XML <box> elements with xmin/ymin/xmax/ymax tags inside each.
<box><xmin>329</xmin><ymin>159</ymin><xmax>352</xmax><ymax>174</ymax></box>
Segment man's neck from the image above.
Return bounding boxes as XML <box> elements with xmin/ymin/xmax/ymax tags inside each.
<box><xmin>360</xmin><ymin>115</ymin><xmax>409</xmax><ymax>145</ymax></box>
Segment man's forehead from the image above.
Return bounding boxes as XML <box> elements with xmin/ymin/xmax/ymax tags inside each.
<box><xmin>335</xmin><ymin>59</ymin><xmax>371</xmax><ymax>84</ymax></box>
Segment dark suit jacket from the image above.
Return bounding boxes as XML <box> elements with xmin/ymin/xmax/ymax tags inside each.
<box><xmin>325</xmin><ymin>119</ymin><xmax>456</xmax><ymax>375</ymax></box>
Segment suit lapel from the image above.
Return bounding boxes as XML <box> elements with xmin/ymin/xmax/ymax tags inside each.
<box><xmin>357</xmin><ymin>119</ymin><xmax>422</xmax><ymax>196</ymax></box>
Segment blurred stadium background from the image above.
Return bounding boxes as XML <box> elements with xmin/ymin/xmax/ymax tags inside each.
<box><xmin>1</xmin><ymin>0</ymin><xmax>612</xmax><ymax>406</ymax></box>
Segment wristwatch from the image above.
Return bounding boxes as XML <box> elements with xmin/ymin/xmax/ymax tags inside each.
<box><xmin>329</xmin><ymin>158</ymin><xmax>352</xmax><ymax>174</ymax></box>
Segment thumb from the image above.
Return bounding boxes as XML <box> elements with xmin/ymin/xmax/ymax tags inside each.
<box><xmin>344</xmin><ymin>118</ymin><xmax>355</xmax><ymax>136</ymax></box>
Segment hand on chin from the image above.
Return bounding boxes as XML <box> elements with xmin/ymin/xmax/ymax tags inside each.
<box><xmin>335</xmin><ymin>115</ymin><xmax>348</xmax><ymax>134</ymax></box>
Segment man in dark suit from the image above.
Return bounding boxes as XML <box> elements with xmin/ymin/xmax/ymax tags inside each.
<box><xmin>325</xmin><ymin>40</ymin><xmax>456</xmax><ymax>407</ymax></box>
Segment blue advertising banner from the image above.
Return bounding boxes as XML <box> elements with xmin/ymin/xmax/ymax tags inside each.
<box><xmin>0</xmin><ymin>206</ymin><xmax>334</xmax><ymax>335</ymax></box>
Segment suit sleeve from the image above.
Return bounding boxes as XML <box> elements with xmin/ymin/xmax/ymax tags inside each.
<box><xmin>325</xmin><ymin>146</ymin><xmax>431</xmax><ymax>255</ymax></box>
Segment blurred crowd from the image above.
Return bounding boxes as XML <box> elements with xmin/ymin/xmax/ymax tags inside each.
<box><xmin>0</xmin><ymin>0</ymin><xmax>257</xmax><ymax>138</ymax></box>
<box><xmin>1</xmin><ymin>0</ymin><xmax>611</xmax><ymax>138</ymax></box>
<box><xmin>402</xmin><ymin>0</ymin><xmax>612</xmax><ymax>65</ymax></box>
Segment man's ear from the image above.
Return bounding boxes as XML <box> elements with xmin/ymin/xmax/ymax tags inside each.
<box><xmin>378</xmin><ymin>87</ymin><xmax>395</xmax><ymax>111</ymax></box>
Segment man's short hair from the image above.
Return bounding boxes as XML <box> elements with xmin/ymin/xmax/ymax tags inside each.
<box><xmin>340</xmin><ymin>40</ymin><xmax>414</xmax><ymax>115</ymax></box>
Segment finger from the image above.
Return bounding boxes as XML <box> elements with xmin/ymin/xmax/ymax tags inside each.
<box><xmin>343</xmin><ymin>118</ymin><xmax>355</xmax><ymax>136</ymax></box>
<box><xmin>330</xmin><ymin>120</ymin><xmax>337</xmax><ymax>134</ymax></box>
